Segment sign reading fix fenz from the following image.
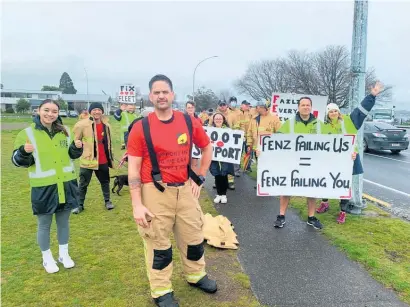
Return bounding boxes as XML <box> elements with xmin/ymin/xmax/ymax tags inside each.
<box><xmin>257</xmin><ymin>133</ymin><xmax>356</xmax><ymax>199</ymax></box>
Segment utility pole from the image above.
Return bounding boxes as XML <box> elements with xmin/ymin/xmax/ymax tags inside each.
<box><xmin>84</xmin><ymin>67</ymin><xmax>89</xmax><ymax>111</ymax></box>
<box><xmin>192</xmin><ymin>56</ymin><xmax>218</xmax><ymax>102</ymax></box>
<box><xmin>349</xmin><ymin>0</ymin><xmax>368</xmax><ymax>214</ymax></box>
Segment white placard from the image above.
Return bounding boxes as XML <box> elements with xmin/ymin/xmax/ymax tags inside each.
<box><xmin>118</xmin><ymin>84</ymin><xmax>136</xmax><ymax>104</ymax></box>
<box><xmin>257</xmin><ymin>133</ymin><xmax>355</xmax><ymax>199</ymax></box>
<box><xmin>271</xmin><ymin>93</ymin><xmax>328</xmax><ymax>122</ymax></box>
<box><xmin>192</xmin><ymin>127</ymin><xmax>244</xmax><ymax>164</ymax></box>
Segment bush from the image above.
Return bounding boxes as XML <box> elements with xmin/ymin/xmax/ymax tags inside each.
<box><xmin>5</xmin><ymin>107</ymin><xmax>15</xmax><ymax>114</ymax></box>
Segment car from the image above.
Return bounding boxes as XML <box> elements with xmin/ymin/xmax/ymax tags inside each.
<box><xmin>59</xmin><ymin>110</ymin><xmax>68</xmax><ymax>117</ymax></box>
<box><xmin>363</xmin><ymin>122</ymin><xmax>409</xmax><ymax>154</ymax></box>
<box><xmin>68</xmin><ymin>110</ymin><xmax>78</xmax><ymax>118</ymax></box>
<box><xmin>32</xmin><ymin>109</ymin><xmax>38</xmax><ymax>117</ymax></box>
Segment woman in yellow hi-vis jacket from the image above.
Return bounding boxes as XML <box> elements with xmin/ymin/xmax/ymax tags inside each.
<box><xmin>12</xmin><ymin>99</ymin><xmax>83</xmax><ymax>274</ymax></box>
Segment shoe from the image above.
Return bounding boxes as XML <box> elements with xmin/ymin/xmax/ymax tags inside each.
<box><xmin>72</xmin><ymin>205</ymin><xmax>84</xmax><ymax>214</ymax></box>
<box><xmin>121</xmin><ymin>144</ymin><xmax>126</xmax><ymax>150</ymax></box>
<box><xmin>105</xmin><ymin>201</ymin><xmax>114</xmax><ymax>210</ymax></box>
<box><xmin>188</xmin><ymin>275</ymin><xmax>217</xmax><ymax>294</ymax></box>
<box><xmin>228</xmin><ymin>183</ymin><xmax>235</xmax><ymax>190</ymax></box>
<box><xmin>58</xmin><ymin>255</ymin><xmax>75</xmax><ymax>269</ymax></box>
<box><xmin>337</xmin><ymin>211</ymin><xmax>346</xmax><ymax>224</ymax></box>
<box><xmin>235</xmin><ymin>171</ymin><xmax>241</xmax><ymax>177</ymax></box>
<box><xmin>153</xmin><ymin>292</ymin><xmax>179</xmax><ymax>307</ymax></box>
<box><xmin>307</xmin><ymin>216</ymin><xmax>323</xmax><ymax>229</ymax></box>
<box><xmin>213</xmin><ymin>183</ymin><xmax>216</xmax><ymax>189</ymax></box>
<box><xmin>220</xmin><ymin>195</ymin><xmax>227</xmax><ymax>204</ymax></box>
<box><xmin>43</xmin><ymin>260</ymin><xmax>59</xmax><ymax>274</ymax></box>
<box><xmin>274</xmin><ymin>215</ymin><xmax>286</xmax><ymax>228</ymax></box>
<box><xmin>214</xmin><ymin>195</ymin><xmax>222</xmax><ymax>203</ymax></box>
<box><xmin>316</xmin><ymin>201</ymin><xmax>329</xmax><ymax>214</ymax></box>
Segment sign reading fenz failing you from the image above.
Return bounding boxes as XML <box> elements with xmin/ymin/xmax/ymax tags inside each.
<box><xmin>257</xmin><ymin>134</ymin><xmax>355</xmax><ymax>198</ymax></box>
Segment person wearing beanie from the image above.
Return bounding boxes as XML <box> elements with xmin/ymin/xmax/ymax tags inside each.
<box><xmin>72</xmin><ymin>101</ymin><xmax>115</xmax><ymax>213</ymax></box>
<box><xmin>317</xmin><ymin>82</ymin><xmax>384</xmax><ymax>224</ymax></box>
<box><xmin>114</xmin><ymin>103</ymin><xmax>142</xmax><ymax>149</ymax></box>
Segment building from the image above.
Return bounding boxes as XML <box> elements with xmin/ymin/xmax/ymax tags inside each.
<box><xmin>62</xmin><ymin>94</ymin><xmax>111</xmax><ymax>113</ymax></box>
<box><xmin>0</xmin><ymin>89</ymin><xmax>62</xmax><ymax>111</ymax></box>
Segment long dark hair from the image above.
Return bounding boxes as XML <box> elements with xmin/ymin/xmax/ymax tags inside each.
<box><xmin>38</xmin><ymin>99</ymin><xmax>68</xmax><ymax>136</ymax></box>
<box><xmin>211</xmin><ymin>112</ymin><xmax>230</xmax><ymax>128</ymax></box>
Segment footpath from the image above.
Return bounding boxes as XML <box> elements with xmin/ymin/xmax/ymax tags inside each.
<box><xmin>204</xmin><ymin>173</ymin><xmax>408</xmax><ymax>307</ymax></box>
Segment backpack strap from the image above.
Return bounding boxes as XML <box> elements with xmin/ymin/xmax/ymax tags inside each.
<box><xmin>183</xmin><ymin>113</ymin><xmax>203</xmax><ymax>187</ymax></box>
<box><xmin>142</xmin><ymin>117</ymin><xmax>165</xmax><ymax>192</ymax></box>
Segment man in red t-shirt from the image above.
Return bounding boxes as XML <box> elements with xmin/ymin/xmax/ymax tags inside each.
<box><xmin>127</xmin><ymin>75</ymin><xmax>216</xmax><ymax>307</ymax></box>
<box><xmin>72</xmin><ymin>102</ymin><xmax>115</xmax><ymax>213</ymax></box>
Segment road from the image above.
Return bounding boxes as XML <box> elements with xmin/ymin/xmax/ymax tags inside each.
<box><xmin>363</xmin><ymin>128</ymin><xmax>410</xmax><ymax>219</ymax></box>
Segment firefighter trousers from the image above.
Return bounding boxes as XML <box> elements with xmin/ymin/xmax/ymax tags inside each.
<box><xmin>139</xmin><ymin>181</ymin><xmax>206</xmax><ymax>298</ymax></box>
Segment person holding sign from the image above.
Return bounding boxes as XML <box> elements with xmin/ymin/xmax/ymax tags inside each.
<box><xmin>317</xmin><ymin>81</ymin><xmax>384</xmax><ymax>224</ymax></box>
<box><xmin>274</xmin><ymin>97</ymin><xmax>324</xmax><ymax>229</ymax></box>
<box><xmin>114</xmin><ymin>103</ymin><xmax>142</xmax><ymax>149</ymax></box>
<box><xmin>127</xmin><ymin>74</ymin><xmax>216</xmax><ymax>307</ymax></box>
<box><xmin>209</xmin><ymin>113</ymin><xmax>235</xmax><ymax>204</ymax></box>
<box><xmin>11</xmin><ymin>99</ymin><xmax>83</xmax><ymax>273</ymax></box>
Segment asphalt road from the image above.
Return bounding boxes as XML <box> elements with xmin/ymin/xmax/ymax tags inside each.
<box><xmin>363</xmin><ymin>128</ymin><xmax>410</xmax><ymax>219</ymax></box>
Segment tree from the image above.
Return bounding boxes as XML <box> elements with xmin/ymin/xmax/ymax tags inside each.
<box><xmin>57</xmin><ymin>97</ymin><xmax>67</xmax><ymax>110</ymax></box>
<box><xmin>219</xmin><ymin>89</ymin><xmax>234</xmax><ymax>102</ymax></box>
<box><xmin>15</xmin><ymin>98</ymin><xmax>31</xmax><ymax>113</ymax></box>
<box><xmin>1</xmin><ymin>83</ymin><xmax>3</xmax><ymax>89</ymax></box>
<box><xmin>192</xmin><ymin>87</ymin><xmax>219</xmax><ymax>111</ymax></box>
<box><xmin>235</xmin><ymin>45</ymin><xmax>392</xmax><ymax>109</ymax></box>
<box><xmin>41</xmin><ymin>85</ymin><xmax>60</xmax><ymax>91</ymax></box>
<box><xmin>59</xmin><ymin>72</ymin><xmax>77</xmax><ymax>94</ymax></box>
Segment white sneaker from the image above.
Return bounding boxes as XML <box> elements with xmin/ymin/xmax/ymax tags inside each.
<box><xmin>220</xmin><ymin>195</ymin><xmax>228</xmax><ymax>204</ymax></box>
<box><xmin>42</xmin><ymin>249</ymin><xmax>59</xmax><ymax>274</ymax></box>
<box><xmin>214</xmin><ymin>195</ymin><xmax>222</xmax><ymax>203</ymax></box>
<box><xmin>58</xmin><ymin>255</ymin><xmax>75</xmax><ymax>269</ymax></box>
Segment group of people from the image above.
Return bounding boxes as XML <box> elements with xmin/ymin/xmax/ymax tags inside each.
<box><xmin>11</xmin><ymin>73</ymin><xmax>383</xmax><ymax>307</ymax></box>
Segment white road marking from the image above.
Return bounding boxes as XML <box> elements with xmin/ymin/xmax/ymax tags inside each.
<box><xmin>364</xmin><ymin>179</ymin><xmax>410</xmax><ymax>198</ymax></box>
<box><xmin>364</xmin><ymin>153</ymin><xmax>410</xmax><ymax>164</ymax></box>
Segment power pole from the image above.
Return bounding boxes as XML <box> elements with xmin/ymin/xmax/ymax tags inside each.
<box><xmin>349</xmin><ymin>0</ymin><xmax>368</xmax><ymax>214</ymax></box>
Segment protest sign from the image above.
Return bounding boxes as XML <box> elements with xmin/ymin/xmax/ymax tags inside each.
<box><xmin>191</xmin><ymin>127</ymin><xmax>244</xmax><ymax>164</ymax></box>
<box><xmin>270</xmin><ymin>93</ymin><xmax>328</xmax><ymax>122</ymax></box>
<box><xmin>257</xmin><ymin>133</ymin><xmax>355</xmax><ymax>199</ymax></box>
<box><xmin>118</xmin><ymin>84</ymin><xmax>136</xmax><ymax>104</ymax></box>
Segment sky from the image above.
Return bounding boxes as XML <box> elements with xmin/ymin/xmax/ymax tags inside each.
<box><xmin>1</xmin><ymin>0</ymin><xmax>409</xmax><ymax>109</ymax></box>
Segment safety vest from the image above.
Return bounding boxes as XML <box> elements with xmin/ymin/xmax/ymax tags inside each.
<box><xmin>288</xmin><ymin>116</ymin><xmax>321</xmax><ymax>134</ymax></box>
<box><xmin>324</xmin><ymin>115</ymin><xmax>358</xmax><ymax>152</ymax></box>
<box><xmin>120</xmin><ymin>111</ymin><xmax>141</xmax><ymax>133</ymax></box>
<box><xmin>24</xmin><ymin>123</ymin><xmax>77</xmax><ymax>204</ymax></box>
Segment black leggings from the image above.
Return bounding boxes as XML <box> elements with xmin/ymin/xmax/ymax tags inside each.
<box><xmin>322</xmin><ymin>198</ymin><xmax>347</xmax><ymax>212</ymax></box>
<box><xmin>215</xmin><ymin>175</ymin><xmax>228</xmax><ymax>195</ymax></box>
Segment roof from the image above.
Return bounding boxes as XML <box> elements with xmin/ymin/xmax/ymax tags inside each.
<box><xmin>62</xmin><ymin>94</ymin><xmax>110</xmax><ymax>103</ymax></box>
<box><xmin>1</xmin><ymin>88</ymin><xmax>62</xmax><ymax>95</ymax></box>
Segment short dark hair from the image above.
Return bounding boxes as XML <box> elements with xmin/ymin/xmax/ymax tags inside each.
<box><xmin>148</xmin><ymin>74</ymin><xmax>173</xmax><ymax>91</ymax></box>
<box><xmin>186</xmin><ymin>100</ymin><xmax>195</xmax><ymax>107</ymax></box>
<box><xmin>298</xmin><ymin>96</ymin><xmax>312</xmax><ymax>106</ymax></box>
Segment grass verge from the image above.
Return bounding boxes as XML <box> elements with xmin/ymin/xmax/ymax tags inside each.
<box><xmin>248</xmin><ymin>162</ymin><xmax>410</xmax><ymax>304</ymax></box>
<box><xmin>1</xmin><ymin>118</ymin><xmax>261</xmax><ymax>307</ymax></box>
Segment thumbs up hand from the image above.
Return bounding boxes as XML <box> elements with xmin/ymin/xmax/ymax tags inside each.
<box><xmin>24</xmin><ymin>138</ymin><xmax>35</xmax><ymax>153</ymax></box>
<box><xmin>74</xmin><ymin>140</ymin><xmax>83</xmax><ymax>148</ymax></box>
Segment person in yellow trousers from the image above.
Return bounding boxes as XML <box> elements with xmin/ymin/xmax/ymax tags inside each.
<box><xmin>12</xmin><ymin>99</ymin><xmax>83</xmax><ymax>273</ymax></box>
<box><xmin>127</xmin><ymin>74</ymin><xmax>216</xmax><ymax>307</ymax></box>
<box><xmin>237</xmin><ymin>100</ymin><xmax>253</xmax><ymax>172</ymax></box>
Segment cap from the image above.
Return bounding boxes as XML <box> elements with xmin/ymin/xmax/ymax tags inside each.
<box><xmin>326</xmin><ymin>103</ymin><xmax>340</xmax><ymax>113</ymax></box>
<box><xmin>89</xmin><ymin>102</ymin><xmax>104</xmax><ymax>114</ymax></box>
<box><xmin>241</xmin><ymin>100</ymin><xmax>250</xmax><ymax>105</ymax></box>
<box><xmin>218</xmin><ymin>100</ymin><xmax>227</xmax><ymax>106</ymax></box>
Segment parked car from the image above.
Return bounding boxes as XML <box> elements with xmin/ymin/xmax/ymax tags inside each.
<box><xmin>68</xmin><ymin>110</ymin><xmax>78</xmax><ymax>118</ymax></box>
<box><xmin>32</xmin><ymin>109</ymin><xmax>38</xmax><ymax>117</ymax></box>
<box><xmin>59</xmin><ymin>110</ymin><xmax>68</xmax><ymax>117</ymax></box>
<box><xmin>364</xmin><ymin>122</ymin><xmax>409</xmax><ymax>154</ymax></box>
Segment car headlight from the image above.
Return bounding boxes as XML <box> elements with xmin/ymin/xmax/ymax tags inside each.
<box><xmin>372</xmin><ymin>133</ymin><xmax>387</xmax><ymax>138</ymax></box>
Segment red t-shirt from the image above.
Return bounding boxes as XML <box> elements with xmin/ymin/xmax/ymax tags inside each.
<box><xmin>96</xmin><ymin>123</ymin><xmax>108</xmax><ymax>165</ymax></box>
<box><xmin>127</xmin><ymin>111</ymin><xmax>210</xmax><ymax>183</ymax></box>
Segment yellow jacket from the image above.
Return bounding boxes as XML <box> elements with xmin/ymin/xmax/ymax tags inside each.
<box><xmin>246</xmin><ymin>113</ymin><xmax>281</xmax><ymax>150</ymax></box>
<box><xmin>237</xmin><ymin>110</ymin><xmax>253</xmax><ymax>134</ymax></box>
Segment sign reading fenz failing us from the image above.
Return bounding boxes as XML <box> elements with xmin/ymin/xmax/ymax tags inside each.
<box><xmin>257</xmin><ymin>133</ymin><xmax>355</xmax><ymax>199</ymax></box>
<box><xmin>192</xmin><ymin>127</ymin><xmax>244</xmax><ymax>164</ymax></box>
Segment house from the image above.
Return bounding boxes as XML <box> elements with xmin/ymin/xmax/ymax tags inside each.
<box><xmin>0</xmin><ymin>89</ymin><xmax>62</xmax><ymax>111</ymax></box>
<box><xmin>62</xmin><ymin>94</ymin><xmax>111</xmax><ymax>113</ymax></box>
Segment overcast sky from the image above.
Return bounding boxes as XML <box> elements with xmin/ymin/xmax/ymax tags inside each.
<box><xmin>1</xmin><ymin>0</ymin><xmax>409</xmax><ymax>108</ymax></box>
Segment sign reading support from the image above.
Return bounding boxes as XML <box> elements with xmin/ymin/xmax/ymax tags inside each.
<box><xmin>192</xmin><ymin>127</ymin><xmax>244</xmax><ymax>164</ymax></box>
<box><xmin>118</xmin><ymin>84</ymin><xmax>136</xmax><ymax>104</ymax></box>
<box><xmin>271</xmin><ymin>93</ymin><xmax>328</xmax><ymax>122</ymax></box>
<box><xmin>257</xmin><ymin>133</ymin><xmax>355</xmax><ymax>199</ymax></box>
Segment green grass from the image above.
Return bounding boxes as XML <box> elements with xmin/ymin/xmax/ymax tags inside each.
<box><xmin>248</xmin><ymin>162</ymin><xmax>410</xmax><ymax>304</ymax></box>
<box><xmin>1</xmin><ymin>118</ymin><xmax>260</xmax><ymax>307</ymax></box>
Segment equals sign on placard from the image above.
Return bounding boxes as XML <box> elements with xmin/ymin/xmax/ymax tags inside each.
<box><xmin>299</xmin><ymin>157</ymin><xmax>311</xmax><ymax>166</ymax></box>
